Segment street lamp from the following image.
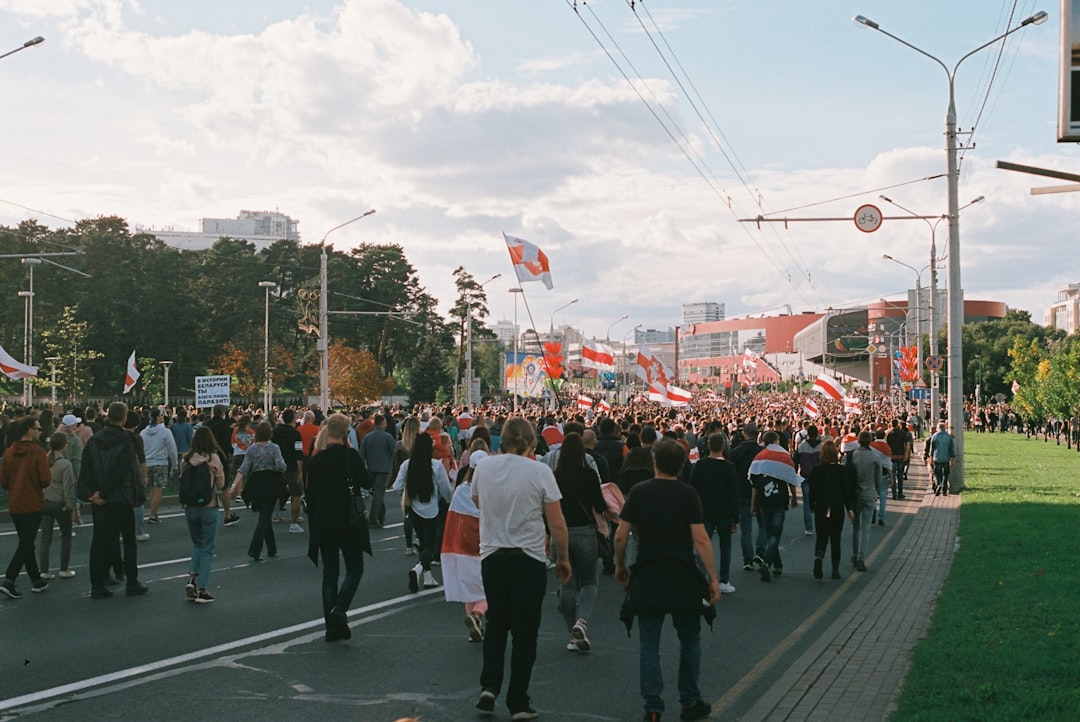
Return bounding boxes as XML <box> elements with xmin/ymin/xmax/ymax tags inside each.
<box><xmin>160</xmin><ymin>360</ymin><xmax>173</xmax><ymax>407</ymax></box>
<box><xmin>509</xmin><ymin>287</ymin><xmax>524</xmax><ymax>412</ymax></box>
<box><xmin>464</xmin><ymin>273</ymin><xmax>501</xmax><ymax>408</ymax></box>
<box><xmin>258</xmin><ymin>280</ymin><xmax>277</xmax><ymax>412</ymax></box>
<box><xmin>0</xmin><ymin>36</ymin><xmax>44</xmax><ymax>61</ymax></box>
<box><xmin>880</xmin><ymin>194</ymin><xmax>984</xmax><ymax>426</ymax></box>
<box><xmin>44</xmin><ymin>356</ymin><xmax>59</xmax><ymax>405</ymax></box>
<box><xmin>318</xmin><ymin>210</ymin><xmax>376</xmax><ymax>412</ymax></box>
<box><xmin>856</xmin><ymin>10</ymin><xmax>1046</xmax><ymax>492</ymax></box>
<box><xmin>606</xmin><ymin>314</ymin><xmax>629</xmax><ymax>343</ymax></box>
<box><xmin>19</xmin><ymin>256</ymin><xmax>42</xmax><ymax>406</ymax></box>
<box><xmin>882</xmin><ymin>254</ymin><xmax>927</xmax><ymax>409</ymax></box>
<box><xmin>549</xmin><ymin>299</ymin><xmax>579</xmax><ymax>342</ymax></box>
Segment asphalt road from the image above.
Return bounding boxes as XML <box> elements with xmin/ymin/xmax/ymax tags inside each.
<box><xmin>0</xmin><ymin>488</ymin><xmax>920</xmax><ymax>722</ymax></box>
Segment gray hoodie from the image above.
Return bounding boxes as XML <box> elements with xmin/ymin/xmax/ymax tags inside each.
<box><xmin>847</xmin><ymin>445</ymin><xmax>883</xmax><ymax>503</ymax></box>
<box><xmin>140</xmin><ymin>422</ymin><xmax>178</xmax><ymax>469</ymax></box>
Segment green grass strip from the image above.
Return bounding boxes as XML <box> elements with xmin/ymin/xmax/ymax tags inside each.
<box><xmin>892</xmin><ymin>432</ymin><xmax>1080</xmax><ymax>721</ymax></box>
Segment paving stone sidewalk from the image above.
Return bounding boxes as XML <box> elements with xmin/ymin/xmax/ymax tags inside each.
<box><xmin>740</xmin><ymin>462</ymin><xmax>961</xmax><ymax>721</ymax></box>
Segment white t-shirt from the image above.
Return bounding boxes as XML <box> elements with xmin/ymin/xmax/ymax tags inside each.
<box><xmin>472</xmin><ymin>453</ymin><xmax>562</xmax><ymax>564</ymax></box>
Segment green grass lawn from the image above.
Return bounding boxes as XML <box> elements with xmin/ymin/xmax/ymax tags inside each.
<box><xmin>892</xmin><ymin>432</ymin><xmax>1080</xmax><ymax>721</ymax></box>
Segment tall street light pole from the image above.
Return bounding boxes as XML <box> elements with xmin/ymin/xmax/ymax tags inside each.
<box><xmin>606</xmin><ymin>314</ymin><xmax>629</xmax><ymax>344</ymax></box>
<box><xmin>464</xmin><ymin>273</ymin><xmax>501</xmax><ymax>408</ymax></box>
<box><xmin>44</xmin><ymin>356</ymin><xmax>59</xmax><ymax>405</ymax></box>
<box><xmin>160</xmin><ymin>360</ymin><xmax>173</xmax><ymax>407</ymax></box>
<box><xmin>259</xmin><ymin>281</ymin><xmax>277</xmax><ymax>413</ymax></box>
<box><xmin>509</xmin><ymin>288</ymin><xmax>524</xmax><ymax>412</ymax></box>
<box><xmin>856</xmin><ymin>9</ymin><xmax>1047</xmax><ymax>492</ymax></box>
<box><xmin>20</xmin><ymin>257</ymin><xmax>42</xmax><ymax>406</ymax></box>
<box><xmin>882</xmin><ymin>254</ymin><xmax>928</xmax><ymax>415</ymax></box>
<box><xmin>0</xmin><ymin>36</ymin><xmax>44</xmax><ymax>61</ymax></box>
<box><xmin>319</xmin><ymin>210</ymin><xmax>376</xmax><ymax>413</ymax></box>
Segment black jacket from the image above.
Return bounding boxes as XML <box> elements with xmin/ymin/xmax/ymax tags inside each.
<box><xmin>306</xmin><ymin>444</ymin><xmax>373</xmax><ymax>562</ymax></box>
<box><xmin>78</xmin><ymin>424</ymin><xmax>142</xmax><ymax>506</ymax></box>
<box><xmin>727</xmin><ymin>439</ymin><xmax>763</xmax><ymax>500</ymax></box>
<box><xmin>689</xmin><ymin>457</ymin><xmax>739</xmax><ymax>527</ymax></box>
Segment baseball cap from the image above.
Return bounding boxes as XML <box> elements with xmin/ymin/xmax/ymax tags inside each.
<box><xmin>469</xmin><ymin>450</ymin><xmax>489</xmax><ymax>468</ymax></box>
<box><xmin>62</xmin><ymin>413</ymin><xmax>82</xmax><ymax>426</ymax></box>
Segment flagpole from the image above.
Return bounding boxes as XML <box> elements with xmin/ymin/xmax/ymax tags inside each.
<box><xmin>517</xmin><ymin>289</ymin><xmax>560</xmax><ymax>412</ymax></box>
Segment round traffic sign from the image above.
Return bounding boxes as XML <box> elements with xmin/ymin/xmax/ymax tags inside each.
<box><xmin>925</xmin><ymin>355</ymin><xmax>943</xmax><ymax>371</ymax></box>
<box><xmin>854</xmin><ymin>204</ymin><xmax>883</xmax><ymax>233</ymax></box>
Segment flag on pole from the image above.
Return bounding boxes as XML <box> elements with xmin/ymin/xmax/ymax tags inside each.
<box><xmin>581</xmin><ymin>339</ymin><xmax>616</xmax><ymax>371</ymax></box>
<box><xmin>0</xmin><ymin>342</ymin><xmax>38</xmax><ymax>380</ymax></box>
<box><xmin>812</xmin><ymin>373</ymin><xmax>845</xmax><ymax>401</ymax></box>
<box><xmin>636</xmin><ymin>344</ymin><xmax>671</xmax><ymax>390</ymax></box>
<box><xmin>123</xmin><ymin>350</ymin><xmax>140</xmax><ymax>394</ymax></box>
<box><xmin>596</xmin><ymin>399</ymin><xmax>611</xmax><ymax>413</ymax></box>
<box><xmin>577</xmin><ymin>394</ymin><xmax>594</xmax><ymax>410</ymax></box>
<box><xmin>503</xmin><ymin>233</ymin><xmax>553</xmax><ymax>290</ymax></box>
<box><xmin>743</xmin><ymin>348</ymin><xmax>760</xmax><ymax>369</ymax></box>
<box><xmin>843</xmin><ymin>396</ymin><xmax>862</xmax><ymax>415</ymax></box>
<box><xmin>803</xmin><ymin>397</ymin><xmax>820</xmax><ymax>418</ymax></box>
<box><xmin>665</xmin><ymin>384</ymin><xmax>692</xmax><ymax>407</ymax></box>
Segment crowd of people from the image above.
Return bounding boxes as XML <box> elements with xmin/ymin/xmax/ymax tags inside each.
<box><xmin>0</xmin><ymin>388</ymin><xmax>965</xmax><ymax>721</ymax></box>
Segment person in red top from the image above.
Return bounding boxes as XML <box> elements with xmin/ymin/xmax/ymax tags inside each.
<box><xmin>1</xmin><ymin>417</ymin><xmax>52</xmax><ymax>599</ymax></box>
<box><xmin>425</xmin><ymin>416</ymin><xmax>453</xmax><ymax>474</ymax></box>
<box><xmin>353</xmin><ymin>409</ymin><xmax>375</xmax><ymax>447</ymax></box>
<box><xmin>870</xmin><ymin>429</ymin><xmax>895</xmax><ymax>527</ymax></box>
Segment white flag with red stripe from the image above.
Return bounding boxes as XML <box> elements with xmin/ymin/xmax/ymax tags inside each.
<box><xmin>812</xmin><ymin>373</ymin><xmax>845</xmax><ymax>401</ymax></box>
<box><xmin>581</xmin><ymin>339</ymin><xmax>616</xmax><ymax>371</ymax></box>
<box><xmin>504</xmin><ymin>233</ymin><xmax>553</xmax><ymax>290</ymax></box>
<box><xmin>843</xmin><ymin>396</ymin><xmax>862</xmax><ymax>415</ymax></box>
<box><xmin>688</xmin><ymin>446</ymin><xmax>700</xmax><ymax>464</ymax></box>
<box><xmin>636</xmin><ymin>344</ymin><xmax>671</xmax><ymax>389</ymax></box>
<box><xmin>596</xmin><ymin>399</ymin><xmax>611</xmax><ymax>413</ymax></box>
<box><xmin>743</xmin><ymin>348</ymin><xmax>760</xmax><ymax>369</ymax></box>
<box><xmin>577</xmin><ymin>394</ymin><xmax>594</xmax><ymax>410</ymax></box>
<box><xmin>123</xmin><ymin>350</ymin><xmax>140</xmax><ymax>394</ymax></box>
<box><xmin>0</xmin><ymin>342</ymin><xmax>37</xmax><ymax>380</ymax></box>
<box><xmin>803</xmin><ymin>397</ymin><xmax>820</xmax><ymax>418</ymax></box>
<box><xmin>665</xmin><ymin>384</ymin><xmax>692</xmax><ymax>407</ymax></box>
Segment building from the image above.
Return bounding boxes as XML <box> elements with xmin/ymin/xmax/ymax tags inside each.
<box><xmin>682</xmin><ymin>302</ymin><xmax>724</xmax><ymax>325</ymax></box>
<box><xmin>639</xmin><ymin>327</ymin><xmax>675</xmax><ymax>345</ymax></box>
<box><xmin>145</xmin><ymin>210</ymin><xmax>301</xmax><ymax>251</ymax></box>
<box><xmin>1046</xmin><ymin>284</ymin><xmax>1080</xmax><ymax>334</ymax></box>
<box><xmin>492</xmin><ymin>319</ymin><xmax>517</xmax><ymax>348</ymax></box>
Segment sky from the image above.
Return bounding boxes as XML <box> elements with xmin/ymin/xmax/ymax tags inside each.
<box><xmin>1</xmin><ymin>0</ymin><xmax>1078</xmax><ymax>343</ymax></box>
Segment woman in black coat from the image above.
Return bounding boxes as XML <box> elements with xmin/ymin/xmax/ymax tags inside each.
<box><xmin>806</xmin><ymin>439</ymin><xmax>856</xmax><ymax>581</ymax></box>
<box><xmin>305</xmin><ymin>414</ymin><xmax>372</xmax><ymax>642</ymax></box>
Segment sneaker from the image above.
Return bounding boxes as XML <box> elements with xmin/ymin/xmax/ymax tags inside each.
<box><xmin>223</xmin><ymin>514</ymin><xmax>241</xmax><ymax>527</ymax></box>
<box><xmin>32</xmin><ymin>579</ymin><xmax>49</xmax><ymax>593</ymax></box>
<box><xmin>680</xmin><ymin>698</ymin><xmax>711</xmax><ymax>721</ymax></box>
<box><xmin>194</xmin><ymin>590</ymin><xmax>215</xmax><ymax>604</ymax></box>
<box><xmin>804</xmin><ymin>529</ymin><xmax>814</xmax><ymax>536</ymax></box>
<box><xmin>510</xmin><ymin>703</ymin><xmax>538</xmax><ymax>721</ymax></box>
<box><xmin>90</xmin><ymin>587</ymin><xmax>113</xmax><ymax>599</ymax></box>
<box><xmin>878</xmin><ymin>519</ymin><xmax>884</xmax><ymax>527</ymax></box>
<box><xmin>405</xmin><ymin>546</ymin><xmax>416</xmax><ymax>556</ymax></box>
<box><xmin>327</xmin><ymin>606</ymin><xmax>351</xmax><ymax>640</ymax></box>
<box><xmin>566</xmin><ymin>639</ymin><xmax>581</xmax><ymax>652</ymax></box>
<box><xmin>135</xmin><ymin>533</ymin><xmax>150</xmax><ymax>542</ymax></box>
<box><xmin>1</xmin><ymin>580</ymin><xmax>22</xmax><ymax>599</ymax></box>
<box><xmin>422</xmin><ymin>570</ymin><xmax>440</xmax><ymax>588</ymax></box>
<box><xmin>272</xmin><ymin>515</ymin><xmax>285</xmax><ymax>523</ymax></box>
<box><xmin>831</xmin><ymin>568</ymin><xmax>842</xmax><ymax>580</ymax></box>
<box><xmin>570</xmin><ymin>621</ymin><xmax>591</xmax><ymax>651</ymax></box>
<box><xmin>856</xmin><ymin>559</ymin><xmax>868</xmax><ymax>572</ymax></box>
<box><xmin>408</xmin><ymin>563</ymin><xmax>421</xmax><ymax>593</ymax></box>
<box><xmin>431</xmin><ymin>558</ymin><xmax>441</xmax><ymax>567</ymax></box>
<box><xmin>289</xmin><ymin>523</ymin><xmax>305</xmax><ymax>534</ymax></box>
<box><xmin>759</xmin><ymin>565</ymin><xmax>771</xmax><ymax>582</ymax></box>
<box><xmin>643</xmin><ymin>713</ymin><xmax>662</xmax><ymax>722</ymax></box>
<box><xmin>753</xmin><ymin>554</ymin><xmax>765</xmax><ymax>569</ymax></box>
<box><xmin>466</xmin><ymin>612</ymin><xmax>484</xmax><ymax>643</ymax></box>
<box><xmin>475</xmin><ymin>689</ymin><xmax>496</xmax><ymax>714</ymax></box>
<box><xmin>40</xmin><ymin>572</ymin><xmax>55</xmax><ymax>580</ymax></box>
<box><xmin>771</xmin><ymin>567</ymin><xmax>783</xmax><ymax>578</ymax></box>
<box><xmin>185</xmin><ymin>576</ymin><xmax>197</xmax><ymax>600</ymax></box>
<box><xmin>58</xmin><ymin>570</ymin><xmax>76</xmax><ymax>579</ymax></box>
<box><xmin>126</xmin><ymin>582</ymin><xmax>149</xmax><ymax>596</ymax></box>
<box><xmin>813</xmin><ymin>558</ymin><xmax>823</xmax><ymax>580</ymax></box>
<box><xmin>743</xmin><ymin>561</ymin><xmax>754</xmax><ymax>571</ymax></box>
<box><xmin>146</xmin><ymin>516</ymin><xmax>161</xmax><ymax>524</ymax></box>
<box><xmin>719</xmin><ymin>582</ymin><xmax>736</xmax><ymax>594</ymax></box>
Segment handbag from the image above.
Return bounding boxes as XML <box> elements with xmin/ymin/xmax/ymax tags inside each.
<box><xmin>577</xmin><ymin>497</ymin><xmax>613</xmax><ymax>558</ymax></box>
<box><xmin>345</xmin><ymin>450</ymin><xmax>366</xmax><ymax>529</ymax></box>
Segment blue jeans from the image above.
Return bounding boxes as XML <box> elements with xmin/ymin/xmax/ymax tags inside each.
<box><xmin>801</xmin><ymin>481</ymin><xmax>813</xmax><ymax>532</ymax></box>
<box><xmin>851</xmin><ymin>500</ymin><xmax>875</xmax><ymax>561</ymax></box>
<box><xmin>558</xmin><ymin>526</ymin><xmax>599</xmax><ymax>628</ymax></box>
<box><xmin>760</xmin><ymin>508</ymin><xmax>787</xmax><ymax>570</ymax></box>
<box><xmin>738</xmin><ymin>500</ymin><xmax>755</xmax><ymax>564</ymax></box>
<box><xmin>638</xmin><ymin>612</ymin><xmax>702</xmax><ymax>714</ymax></box>
<box><xmin>702</xmin><ymin>519</ymin><xmax>732</xmax><ymax>584</ymax></box>
<box><xmin>878</xmin><ymin>475</ymin><xmax>889</xmax><ymax>523</ymax></box>
<box><xmin>891</xmin><ymin>460</ymin><xmax>906</xmax><ymax>497</ymax></box>
<box><xmin>185</xmin><ymin>506</ymin><xmax>219</xmax><ymax>588</ymax></box>
<box><xmin>933</xmin><ymin>461</ymin><xmax>950</xmax><ymax>493</ymax></box>
<box><xmin>320</xmin><ymin>538</ymin><xmax>365</xmax><ymax>617</ymax></box>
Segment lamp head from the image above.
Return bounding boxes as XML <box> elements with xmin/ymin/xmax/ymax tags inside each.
<box><xmin>882</xmin><ymin>254</ymin><xmax>893</xmax><ymax>260</ymax></box>
<box><xmin>878</xmin><ymin>194</ymin><xmax>892</xmax><ymax>203</ymax></box>
<box><xmin>1022</xmin><ymin>11</ymin><xmax>1049</xmax><ymax>26</ymax></box>
<box><xmin>853</xmin><ymin>15</ymin><xmax>879</xmax><ymax>29</ymax></box>
<box><xmin>970</xmin><ymin>195</ymin><xmax>985</xmax><ymax>205</ymax></box>
<box><xmin>24</xmin><ymin>36</ymin><xmax>45</xmax><ymax>47</ymax></box>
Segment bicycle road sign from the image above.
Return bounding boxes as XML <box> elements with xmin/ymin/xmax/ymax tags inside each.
<box><xmin>854</xmin><ymin>204</ymin><xmax>883</xmax><ymax>233</ymax></box>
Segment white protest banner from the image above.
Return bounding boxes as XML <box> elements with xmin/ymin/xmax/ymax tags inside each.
<box><xmin>195</xmin><ymin>375</ymin><xmax>231</xmax><ymax>408</ymax></box>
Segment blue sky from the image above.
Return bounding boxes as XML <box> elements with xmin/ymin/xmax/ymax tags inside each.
<box><xmin>1</xmin><ymin>0</ymin><xmax>1076</xmax><ymax>339</ymax></box>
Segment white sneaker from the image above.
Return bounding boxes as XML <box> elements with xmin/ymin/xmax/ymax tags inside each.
<box><xmin>408</xmin><ymin>563</ymin><xmax>422</xmax><ymax>593</ymax></box>
<box><xmin>135</xmin><ymin>533</ymin><xmax>150</xmax><ymax>542</ymax></box>
<box><xmin>422</xmin><ymin>570</ymin><xmax>440</xmax><ymax>588</ymax></box>
<box><xmin>39</xmin><ymin>572</ymin><xmax>55</xmax><ymax>580</ymax></box>
<box><xmin>289</xmin><ymin>523</ymin><xmax>304</xmax><ymax>534</ymax></box>
<box><xmin>58</xmin><ymin>570</ymin><xmax>76</xmax><ymax>579</ymax></box>
<box><xmin>719</xmin><ymin>582</ymin><xmax>736</xmax><ymax>594</ymax></box>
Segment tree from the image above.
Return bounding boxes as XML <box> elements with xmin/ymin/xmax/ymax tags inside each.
<box><xmin>962</xmin><ymin>310</ymin><xmax>1062</xmax><ymax>397</ymax></box>
<box><xmin>211</xmin><ymin>341</ymin><xmax>259</xmax><ymax>401</ymax></box>
<box><xmin>38</xmin><ymin>305</ymin><xmax>103</xmax><ymax>406</ymax></box>
<box><xmin>327</xmin><ymin>344</ymin><xmax>394</xmax><ymax>407</ymax></box>
<box><xmin>408</xmin><ymin>333</ymin><xmax>454</xmax><ymax>403</ymax></box>
<box><xmin>450</xmin><ymin>266</ymin><xmax>493</xmax><ymax>396</ymax></box>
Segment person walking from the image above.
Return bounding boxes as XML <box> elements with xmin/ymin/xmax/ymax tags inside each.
<box><xmin>231</xmin><ymin>422</ymin><xmax>286</xmax><ymax>562</ymax></box>
<box><xmin>181</xmin><ymin>427</ymin><xmax>226</xmax><ymax>603</ymax></box>
<box><xmin>553</xmin><ymin>432</ymin><xmax>607</xmax><ymax>653</ymax></box>
<box><xmin>928</xmin><ymin>421</ymin><xmax>956</xmax><ymax>495</ymax></box>
<box><xmin>141</xmin><ymin>408</ymin><xmax>178</xmax><ymax>525</ymax></box>
<box><xmin>1</xmin><ymin>418</ymin><xmax>52</xmax><ymax>599</ymax></box>
<box><xmin>358</xmin><ymin>413</ymin><xmax>397</xmax><ymax>529</ymax></box>
<box><xmin>847</xmin><ymin>430</ymin><xmax>884</xmax><ymax>572</ymax></box>
<box><xmin>689</xmin><ymin>432</ymin><xmax>739</xmax><ymax>594</ymax></box>
<box><xmin>38</xmin><ymin>432</ymin><xmax>78</xmax><ymax>581</ymax></box>
<box><xmin>806</xmin><ymin>439</ymin><xmax>855</xmax><ymax>580</ymax></box>
<box><xmin>727</xmin><ymin>423</ymin><xmax>763</xmax><ymax>572</ymax></box>
<box><xmin>749</xmin><ymin>431</ymin><xmax>803</xmax><ymax>581</ymax></box>
<box><xmin>794</xmin><ymin>425</ymin><xmax>823</xmax><ymax>535</ymax></box>
<box><xmin>305</xmin><ymin>413</ymin><xmax>373</xmax><ymax>642</ymax></box>
<box><xmin>271</xmin><ymin>408</ymin><xmax>305</xmax><ymax>533</ymax></box>
<box><xmin>391</xmin><ymin>433</ymin><xmax>452</xmax><ymax>592</ymax></box>
<box><xmin>393</xmin><ymin>416</ymin><xmax>421</xmax><ymax>556</ymax></box>
<box><xmin>614</xmin><ymin>437</ymin><xmax>720</xmax><ymax>722</ymax></box>
<box><xmin>441</xmin><ymin>443</ymin><xmax>489</xmax><ymax>643</ymax></box>
<box><xmin>472</xmin><ymin>417</ymin><xmax>571</xmax><ymax>721</ymax></box>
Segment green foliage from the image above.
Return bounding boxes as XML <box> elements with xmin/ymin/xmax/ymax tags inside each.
<box><xmin>408</xmin><ymin>332</ymin><xmax>455</xmax><ymax>403</ymax></box>
<box><xmin>892</xmin><ymin>433</ymin><xmax>1080</xmax><ymax>721</ymax></box>
<box><xmin>962</xmin><ymin>311</ymin><xmax>1062</xmax><ymax>398</ymax></box>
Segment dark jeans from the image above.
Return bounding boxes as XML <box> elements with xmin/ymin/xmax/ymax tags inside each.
<box><xmin>480</xmin><ymin>551</ymin><xmax>547</xmax><ymax>713</ymax></box>
<box><xmin>410</xmin><ymin>511</ymin><xmax>437</xmax><ymax>571</ymax></box>
<box><xmin>39</xmin><ymin>500</ymin><xmax>73</xmax><ymax>573</ymax></box>
<box><xmin>320</xmin><ymin>539</ymin><xmax>365</xmax><ymax>618</ymax></box>
<box><xmin>703</xmin><ymin>518</ymin><xmax>732</xmax><ymax>584</ymax></box>
<box><xmin>89</xmin><ymin>503</ymin><xmax>139</xmax><ymax>590</ymax></box>
<box><xmin>933</xmin><ymin>462</ymin><xmax>950</xmax><ymax>493</ymax></box>
<box><xmin>367</xmin><ymin>472</ymin><xmax>389</xmax><ymax>526</ymax></box>
<box><xmin>738</xmin><ymin>500</ymin><xmax>755</xmax><ymax>564</ymax></box>
<box><xmin>5</xmin><ymin>511</ymin><xmax>43</xmax><ymax>583</ymax></box>
<box><xmin>248</xmin><ymin>499</ymin><xmax>277</xmax><ymax>558</ymax></box>
<box><xmin>760</xmin><ymin>508</ymin><xmax>787</xmax><ymax>570</ymax></box>
<box><xmin>638</xmin><ymin>612</ymin><xmax>702</xmax><ymax>714</ymax></box>
<box><xmin>891</xmin><ymin>460</ymin><xmax>906</xmax><ymax>497</ymax></box>
<box><xmin>813</xmin><ymin>511</ymin><xmax>845</xmax><ymax>568</ymax></box>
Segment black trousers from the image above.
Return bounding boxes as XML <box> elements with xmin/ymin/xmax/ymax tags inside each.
<box><xmin>248</xmin><ymin>499</ymin><xmax>277</xmax><ymax>558</ymax></box>
<box><xmin>90</xmin><ymin>503</ymin><xmax>139</xmax><ymax>590</ymax></box>
<box><xmin>5</xmin><ymin>511</ymin><xmax>43</xmax><ymax>583</ymax></box>
<box><xmin>813</xmin><ymin>510</ymin><xmax>845</xmax><ymax>568</ymax></box>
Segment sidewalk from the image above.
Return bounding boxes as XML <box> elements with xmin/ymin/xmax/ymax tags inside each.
<box><xmin>740</xmin><ymin>462</ymin><xmax>961</xmax><ymax>721</ymax></box>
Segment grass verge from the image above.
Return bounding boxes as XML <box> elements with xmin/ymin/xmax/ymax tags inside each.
<box><xmin>891</xmin><ymin>432</ymin><xmax>1080</xmax><ymax>721</ymax></box>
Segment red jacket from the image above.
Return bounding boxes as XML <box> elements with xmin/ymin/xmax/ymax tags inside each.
<box><xmin>0</xmin><ymin>440</ymin><xmax>51</xmax><ymax>514</ymax></box>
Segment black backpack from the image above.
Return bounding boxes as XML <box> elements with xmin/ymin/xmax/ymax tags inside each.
<box><xmin>179</xmin><ymin>461</ymin><xmax>214</xmax><ymax>507</ymax></box>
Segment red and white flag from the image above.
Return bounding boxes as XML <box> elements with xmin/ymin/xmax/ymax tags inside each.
<box><xmin>688</xmin><ymin>447</ymin><xmax>700</xmax><ymax>464</ymax></box>
<box><xmin>123</xmin><ymin>350</ymin><xmax>140</xmax><ymax>394</ymax></box>
<box><xmin>843</xmin><ymin>396</ymin><xmax>862</xmax><ymax>415</ymax></box>
<box><xmin>577</xmin><ymin>394</ymin><xmax>594</xmax><ymax>410</ymax></box>
<box><xmin>503</xmin><ymin>233</ymin><xmax>553</xmax><ymax>290</ymax></box>
<box><xmin>743</xmin><ymin>348</ymin><xmax>760</xmax><ymax>369</ymax></box>
<box><xmin>803</xmin><ymin>397</ymin><xmax>820</xmax><ymax>418</ymax></box>
<box><xmin>581</xmin><ymin>339</ymin><xmax>616</xmax><ymax>371</ymax></box>
<box><xmin>812</xmin><ymin>373</ymin><xmax>845</xmax><ymax>401</ymax></box>
<box><xmin>636</xmin><ymin>344</ymin><xmax>671</xmax><ymax>390</ymax></box>
<box><xmin>440</xmin><ymin>484</ymin><xmax>483</xmax><ymax>603</ymax></box>
<box><xmin>0</xmin><ymin>342</ymin><xmax>38</xmax><ymax>380</ymax></box>
<box><xmin>596</xmin><ymin>399</ymin><xmax>611</xmax><ymax>413</ymax></box>
<box><xmin>665</xmin><ymin>384</ymin><xmax>692</xmax><ymax>407</ymax></box>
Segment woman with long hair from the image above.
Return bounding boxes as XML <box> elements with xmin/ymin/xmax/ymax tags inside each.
<box><xmin>231</xmin><ymin>422</ymin><xmax>286</xmax><ymax>562</ymax></box>
<box><xmin>442</xmin><ymin>438</ymin><xmax>490</xmax><ymax>643</ymax></box>
<box><xmin>393</xmin><ymin>416</ymin><xmax>421</xmax><ymax>556</ymax></box>
<box><xmin>554</xmin><ymin>432</ymin><xmax>607</xmax><ymax>652</ymax></box>
<box><xmin>392</xmin><ymin>432</ymin><xmax>452</xmax><ymax>593</ymax></box>
<box><xmin>806</xmin><ymin>439</ymin><xmax>856</xmax><ymax>580</ymax></box>
<box><xmin>181</xmin><ymin>427</ymin><xmax>226</xmax><ymax>603</ymax></box>
<box><xmin>38</xmin><ymin>432</ymin><xmax>77</xmax><ymax>580</ymax></box>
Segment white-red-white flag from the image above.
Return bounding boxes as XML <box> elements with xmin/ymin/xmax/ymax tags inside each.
<box><xmin>843</xmin><ymin>396</ymin><xmax>862</xmax><ymax>415</ymax></box>
<box><xmin>596</xmin><ymin>399</ymin><xmax>611</xmax><ymax>413</ymax></box>
<box><xmin>503</xmin><ymin>233</ymin><xmax>553</xmax><ymax>290</ymax></box>
<box><xmin>812</xmin><ymin>373</ymin><xmax>845</xmax><ymax>401</ymax></box>
<box><xmin>581</xmin><ymin>339</ymin><xmax>616</xmax><ymax>371</ymax></box>
<box><xmin>743</xmin><ymin>348</ymin><xmax>760</xmax><ymax>369</ymax></box>
<box><xmin>0</xmin><ymin>342</ymin><xmax>38</xmax><ymax>380</ymax></box>
<box><xmin>803</xmin><ymin>397</ymin><xmax>820</xmax><ymax>418</ymax></box>
<box><xmin>636</xmin><ymin>344</ymin><xmax>671</xmax><ymax>389</ymax></box>
<box><xmin>665</xmin><ymin>384</ymin><xmax>692</xmax><ymax>407</ymax></box>
<box><xmin>688</xmin><ymin>446</ymin><xmax>700</xmax><ymax>464</ymax></box>
<box><xmin>577</xmin><ymin>394</ymin><xmax>594</xmax><ymax>410</ymax></box>
<box><xmin>123</xmin><ymin>350</ymin><xmax>140</xmax><ymax>394</ymax></box>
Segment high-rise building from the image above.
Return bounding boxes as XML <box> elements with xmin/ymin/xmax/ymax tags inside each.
<box><xmin>492</xmin><ymin>320</ymin><xmax>517</xmax><ymax>347</ymax></box>
<box><xmin>682</xmin><ymin>302</ymin><xmax>724</xmax><ymax>324</ymax></box>
<box><xmin>1046</xmin><ymin>284</ymin><xmax>1080</xmax><ymax>334</ymax></box>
